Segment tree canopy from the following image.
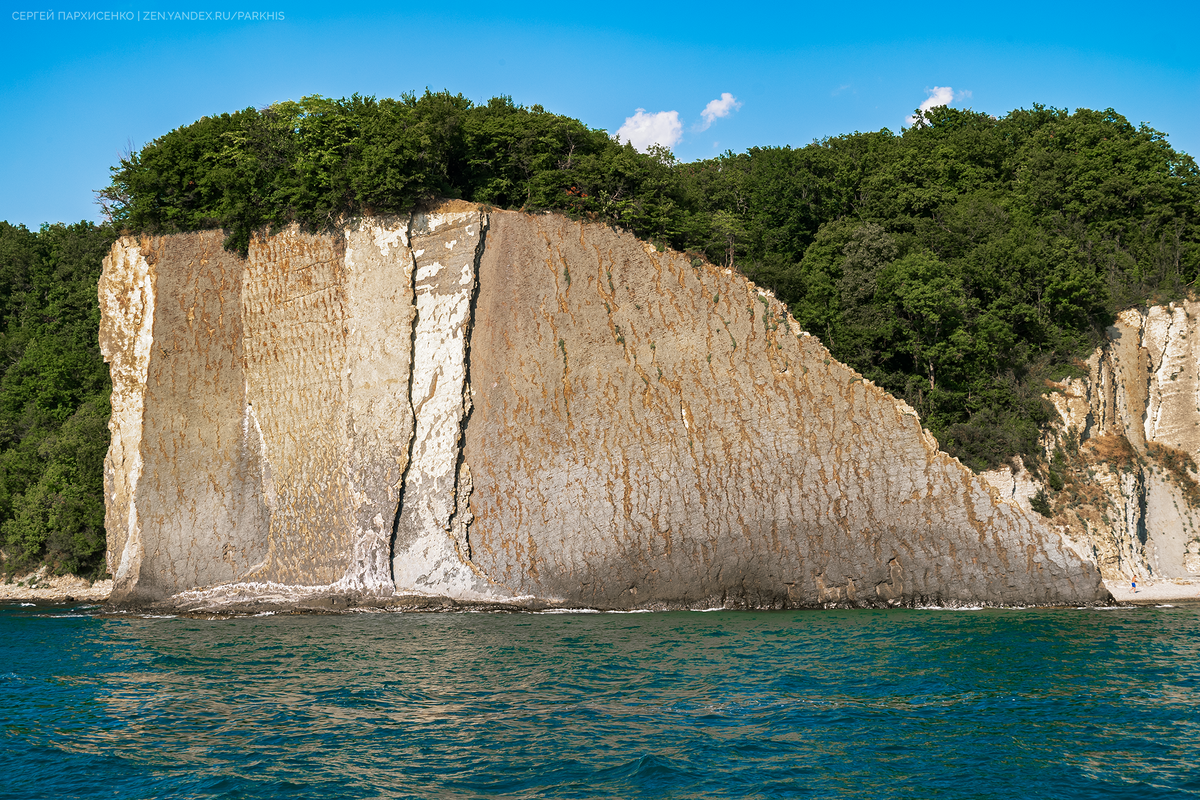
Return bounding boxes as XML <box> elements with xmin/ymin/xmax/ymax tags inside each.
<box><xmin>0</xmin><ymin>221</ymin><xmax>113</xmax><ymax>576</ymax></box>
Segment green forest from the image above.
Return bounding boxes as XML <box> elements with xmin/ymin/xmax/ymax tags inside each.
<box><xmin>0</xmin><ymin>221</ymin><xmax>113</xmax><ymax>576</ymax></box>
<box><xmin>4</xmin><ymin>90</ymin><xmax>1199</xmax><ymax>575</ymax></box>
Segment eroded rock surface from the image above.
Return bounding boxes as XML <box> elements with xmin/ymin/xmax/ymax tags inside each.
<box><xmin>390</xmin><ymin>206</ymin><xmax>493</xmax><ymax>599</ymax></box>
<box><xmin>100</xmin><ymin>232</ymin><xmax>268</xmax><ymax>601</ymax></box>
<box><xmin>463</xmin><ymin>213</ymin><xmax>1103</xmax><ymax>608</ymax></box>
<box><xmin>1037</xmin><ymin>302</ymin><xmax>1200</xmax><ymax>582</ymax></box>
<box><xmin>102</xmin><ymin>220</ymin><xmax>417</xmax><ymax>603</ymax></box>
<box><xmin>100</xmin><ymin>206</ymin><xmax>1107</xmax><ymax>609</ymax></box>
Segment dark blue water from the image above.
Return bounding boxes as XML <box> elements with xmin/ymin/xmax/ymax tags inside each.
<box><xmin>3</xmin><ymin>603</ymin><xmax>1199</xmax><ymax>799</ymax></box>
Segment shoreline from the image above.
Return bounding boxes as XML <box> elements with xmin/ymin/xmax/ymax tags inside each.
<box><xmin>5</xmin><ymin>572</ymin><xmax>1199</xmax><ymax>610</ymax></box>
<box><xmin>0</xmin><ymin>566</ymin><xmax>112</xmax><ymax>603</ymax></box>
<box><xmin>1103</xmin><ymin>578</ymin><xmax>1200</xmax><ymax>604</ymax></box>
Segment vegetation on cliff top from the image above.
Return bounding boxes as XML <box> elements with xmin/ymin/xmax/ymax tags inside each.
<box><xmin>3</xmin><ymin>90</ymin><xmax>1199</xmax><ymax>573</ymax></box>
<box><xmin>98</xmin><ymin>92</ymin><xmax>1200</xmax><ymax>473</ymax></box>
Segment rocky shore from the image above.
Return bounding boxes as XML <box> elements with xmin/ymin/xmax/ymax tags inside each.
<box><xmin>13</xmin><ymin>568</ymin><xmax>1195</xmax><ymax>610</ymax></box>
<box><xmin>0</xmin><ymin>567</ymin><xmax>112</xmax><ymax>603</ymax></box>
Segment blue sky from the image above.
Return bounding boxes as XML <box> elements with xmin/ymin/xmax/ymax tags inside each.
<box><xmin>2</xmin><ymin>1</ymin><xmax>1197</xmax><ymax>227</ymax></box>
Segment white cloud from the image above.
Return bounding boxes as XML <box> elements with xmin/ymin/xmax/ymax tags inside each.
<box><xmin>615</xmin><ymin>109</ymin><xmax>683</xmax><ymax>153</ymax></box>
<box><xmin>698</xmin><ymin>92</ymin><xmax>742</xmax><ymax>131</ymax></box>
<box><xmin>906</xmin><ymin>86</ymin><xmax>972</xmax><ymax>126</ymax></box>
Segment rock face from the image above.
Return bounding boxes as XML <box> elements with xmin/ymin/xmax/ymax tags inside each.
<box><xmin>1034</xmin><ymin>303</ymin><xmax>1200</xmax><ymax>582</ymax></box>
<box><xmin>100</xmin><ymin>204</ymin><xmax>1107</xmax><ymax>609</ymax></box>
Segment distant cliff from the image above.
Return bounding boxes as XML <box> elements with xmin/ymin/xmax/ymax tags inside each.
<box><xmin>1003</xmin><ymin>303</ymin><xmax>1200</xmax><ymax>583</ymax></box>
<box><xmin>99</xmin><ymin>203</ymin><xmax>1107</xmax><ymax>611</ymax></box>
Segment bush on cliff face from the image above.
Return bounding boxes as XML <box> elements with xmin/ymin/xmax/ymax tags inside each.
<box><xmin>0</xmin><ymin>221</ymin><xmax>113</xmax><ymax>577</ymax></box>
<box><xmin>99</xmin><ymin>95</ymin><xmax>1200</xmax><ymax>472</ymax></box>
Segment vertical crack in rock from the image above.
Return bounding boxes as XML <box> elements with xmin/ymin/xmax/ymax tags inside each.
<box><xmin>1135</xmin><ymin>468</ymin><xmax>1150</xmax><ymax>548</ymax></box>
<box><xmin>240</xmin><ymin>397</ymin><xmax>272</xmax><ymax>578</ymax></box>
<box><xmin>391</xmin><ymin>204</ymin><xmax>497</xmax><ymax>599</ymax></box>
<box><xmin>447</xmin><ymin>216</ymin><xmax>489</xmax><ymax>566</ymax></box>
<box><xmin>335</xmin><ymin>216</ymin><xmax>419</xmax><ymax>595</ymax></box>
<box><xmin>390</xmin><ymin>214</ymin><xmax>420</xmax><ymax>586</ymax></box>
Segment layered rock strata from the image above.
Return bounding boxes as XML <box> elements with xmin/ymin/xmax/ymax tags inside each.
<box><xmin>100</xmin><ymin>205</ymin><xmax>1108</xmax><ymax>609</ymax></box>
<box><xmin>1034</xmin><ymin>303</ymin><xmax>1200</xmax><ymax>581</ymax></box>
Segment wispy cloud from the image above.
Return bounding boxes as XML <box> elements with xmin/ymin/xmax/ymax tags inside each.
<box><xmin>698</xmin><ymin>92</ymin><xmax>742</xmax><ymax>131</ymax></box>
<box><xmin>615</xmin><ymin>109</ymin><xmax>683</xmax><ymax>152</ymax></box>
<box><xmin>906</xmin><ymin>86</ymin><xmax>972</xmax><ymax>126</ymax></box>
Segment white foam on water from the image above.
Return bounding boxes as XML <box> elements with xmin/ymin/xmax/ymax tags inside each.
<box><xmin>535</xmin><ymin>608</ymin><xmax>601</xmax><ymax>614</ymax></box>
<box><xmin>915</xmin><ymin>605</ymin><xmax>987</xmax><ymax>611</ymax></box>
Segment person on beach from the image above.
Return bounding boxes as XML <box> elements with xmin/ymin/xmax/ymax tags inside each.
<box><xmin>1132</xmin><ymin>579</ymin><xmax>1137</xmax><ymax>593</ymax></box>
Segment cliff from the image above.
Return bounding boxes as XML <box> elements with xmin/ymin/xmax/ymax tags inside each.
<box><xmin>1026</xmin><ymin>303</ymin><xmax>1200</xmax><ymax>585</ymax></box>
<box><xmin>99</xmin><ymin>204</ymin><xmax>1107</xmax><ymax>611</ymax></box>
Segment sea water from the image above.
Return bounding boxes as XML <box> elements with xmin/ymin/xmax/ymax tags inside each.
<box><xmin>2</xmin><ymin>603</ymin><xmax>1199</xmax><ymax>799</ymax></box>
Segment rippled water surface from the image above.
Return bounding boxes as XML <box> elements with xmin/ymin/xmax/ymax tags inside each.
<box><xmin>3</xmin><ymin>603</ymin><xmax>1200</xmax><ymax>799</ymax></box>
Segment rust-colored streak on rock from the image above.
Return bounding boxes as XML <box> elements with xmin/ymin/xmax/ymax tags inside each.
<box><xmin>241</xmin><ymin>227</ymin><xmax>350</xmax><ymax>585</ymax></box>
<box><xmin>464</xmin><ymin>212</ymin><xmax>1105</xmax><ymax>608</ymax></box>
<box><xmin>1027</xmin><ymin>302</ymin><xmax>1200</xmax><ymax>583</ymax></box>
<box><xmin>103</xmin><ymin>231</ymin><xmax>269</xmax><ymax>603</ymax></box>
<box><xmin>102</xmin><ymin>219</ymin><xmax>418</xmax><ymax>603</ymax></box>
<box><xmin>101</xmin><ymin>206</ymin><xmax>1106</xmax><ymax>610</ymax></box>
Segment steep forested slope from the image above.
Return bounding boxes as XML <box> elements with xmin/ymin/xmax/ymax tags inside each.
<box><xmin>703</xmin><ymin>109</ymin><xmax>1200</xmax><ymax>469</ymax></box>
<box><xmin>0</xmin><ymin>221</ymin><xmax>113</xmax><ymax>575</ymax></box>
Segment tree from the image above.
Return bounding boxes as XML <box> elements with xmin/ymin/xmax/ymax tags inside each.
<box><xmin>0</xmin><ymin>221</ymin><xmax>113</xmax><ymax>576</ymax></box>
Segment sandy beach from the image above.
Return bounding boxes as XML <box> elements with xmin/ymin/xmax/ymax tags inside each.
<box><xmin>0</xmin><ymin>566</ymin><xmax>112</xmax><ymax>603</ymax></box>
<box><xmin>1104</xmin><ymin>578</ymin><xmax>1200</xmax><ymax>604</ymax></box>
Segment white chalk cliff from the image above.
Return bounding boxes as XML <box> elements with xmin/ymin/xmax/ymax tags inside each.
<box><xmin>99</xmin><ymin>204</ymin><xmax>1107</xmax><ymax>610</ymax></box>
<box><xmin>1019</xmin><ymin>303</ymin><xmax>1200</xmax><ymax>582</ymax></box>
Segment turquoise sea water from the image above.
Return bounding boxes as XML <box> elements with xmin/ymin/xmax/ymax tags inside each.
<box><xmin>2</xmin><ymin>603</ymin><xmax>1199</xmax><ymax>799</ymax></box>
